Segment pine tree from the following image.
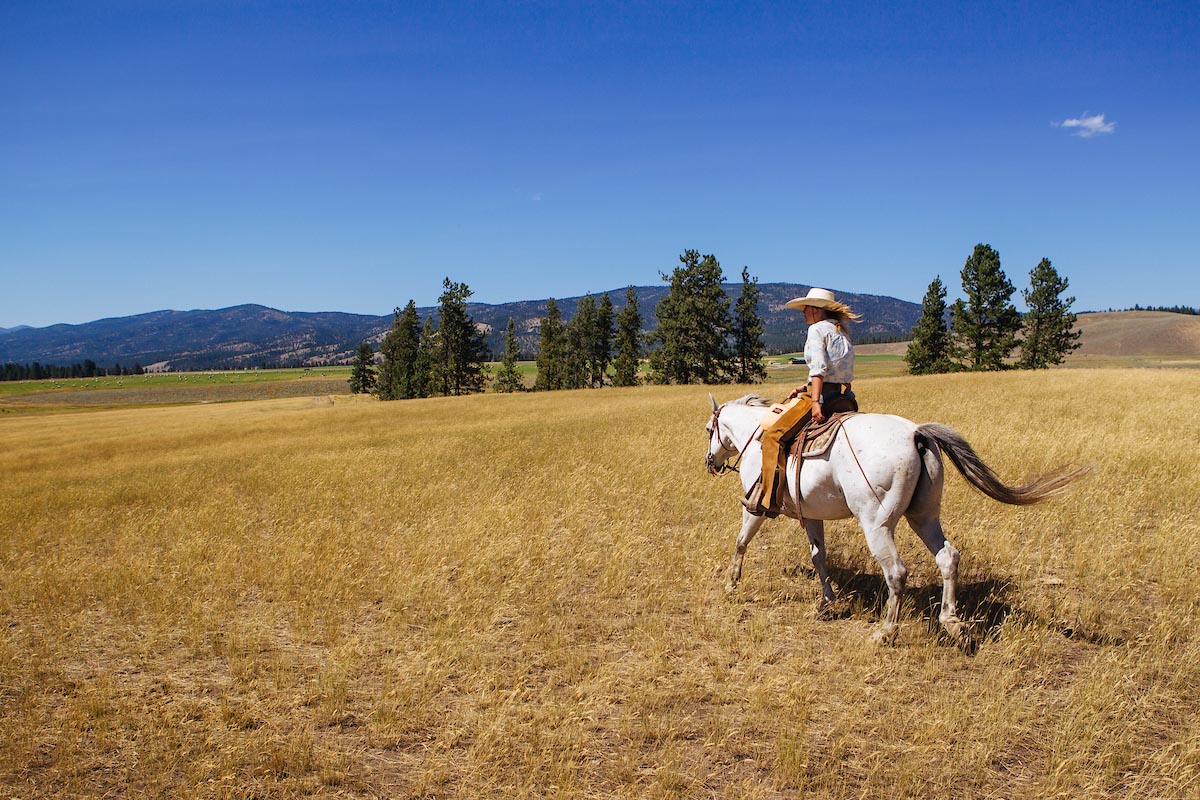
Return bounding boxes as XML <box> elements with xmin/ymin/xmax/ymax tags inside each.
<box><xmin>376</xmin><ymin>302</ymin><xmax>422</xmax><ymax>400</ymax></box>
<box><xmin>348</xmin><ymin>342</ymin><xmax>377</xmax><ymax>393</ymax></box>
<box><xmin>414</xmin><ymin>316</ymin><xmax>435</xmax><ymax>397</ymax></box>
<box><xmin>564</xmin><ymin>295</ymin><xmax>597</xmax><ymax>390</ymax></box>
<box><xmin>431</xmin><ymin>278</ymin><xmax>489</xmax><ymax>396</ymax></box>
<box><xmin>649</xmin><ymin>249</ymin><xmax>735</xmax><ymax>384</ymax></box>
<box><xmin>1020</xmin><ymin>258</ymin><xmax>1082</xmax><ymax>369</ymax></box>
<box><xmin>493</xmin><ymin>317</ymin><xmax>524</xmax><ymax>392</ymax></box>
<box><xmin>591</xmin><ymin>292</ymin><xmax>614</xmax><ymax>388</ymax></box>
<box><xmin>949</xmin><ymin>244</ymin><xmax>1022</xmax><ymax>370</ymax></box>
<box><xmin>612</xmin><ymin>287</ymin><xmax>642</xmax><ymax>387</ymax></box>
<box><xmin>534</xmin><ymin>298</ymin><xmax>566</xmax><ymax>391</ymax></box>
<box><xmin>731</xmin><ymin>266</ymin><xmax>768</xmax><ymax>383</ymax></box>
<box><xmin>564</xmin><ymin>321</ymin><xmax>586</xmax><ymax>389</ymax></box>
<box><xmin>376</xmin><ymin>311</ymin><xmax>402</xmax><ymax>400</ymax></box>
<box><xmin>905</xmin><ymin>276</ymin><xmax>953</xmax><ymax>375</ymax></box>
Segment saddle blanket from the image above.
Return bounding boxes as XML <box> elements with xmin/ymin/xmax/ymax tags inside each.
<box><xmin>787</xmin><ymin>411</ymin><xmax>857</xmax><ymax>460</ymax></box>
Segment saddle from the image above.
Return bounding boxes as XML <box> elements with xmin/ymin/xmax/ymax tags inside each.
<box><xmin>743</xmin><ymin>395</ymin><xmax>860</xmax><ymax>518</ymax></box>
<box><xmin>788</xmin><ymin>404</ymin><xmax>858</xmax><ymax>460</ymax></box>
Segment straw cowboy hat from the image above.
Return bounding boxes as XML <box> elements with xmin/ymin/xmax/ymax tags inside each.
<box><xmin>784</xmin><ymin>287</ymin><xmax>853</xmax><ymax>314</ymax></box>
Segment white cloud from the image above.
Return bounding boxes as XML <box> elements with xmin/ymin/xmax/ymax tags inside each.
<box><xmin>1056</xmin><ymin>113</ymin><xmax>1116</xmax><ymax>138</ymax></box>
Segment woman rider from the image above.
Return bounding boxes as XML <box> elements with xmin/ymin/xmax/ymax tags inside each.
<box><xmin>744</xmin><ymin>287</ymin><xmax>861</xmax><ymax>516</ymax></box>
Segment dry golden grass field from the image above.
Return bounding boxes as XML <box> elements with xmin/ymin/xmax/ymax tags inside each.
<box><xmin>2</xmin><ymin>369</ymin><xmax>1199</xmax><ymax>799</ymax></box>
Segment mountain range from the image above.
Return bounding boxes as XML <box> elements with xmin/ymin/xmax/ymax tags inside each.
<box><xmin>0</xmin><ymin>284</ymin><xmax>922</xmax><ymax>371</ymax></box>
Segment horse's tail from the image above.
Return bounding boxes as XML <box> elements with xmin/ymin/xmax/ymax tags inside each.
<box><xmin>915</xmin><ymin>423</ymin><xmax>1091</xmax><ymax>506</ymax></box>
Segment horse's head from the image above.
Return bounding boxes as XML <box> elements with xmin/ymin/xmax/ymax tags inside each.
<box><xmin>705</xmin><ymin>393</ymin><xmax>741</xmax><ymax>475</ymax></box>
<box><xmin>706</xmin><ymin>393</ymin><xmax>769</xmax><ymax>475</ymax></box>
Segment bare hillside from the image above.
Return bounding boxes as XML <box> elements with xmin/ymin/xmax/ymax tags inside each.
<box><xmin>1072</xmin><ymin>311</ymin><xmax>1200</xmax><ymax>356</ymax></box>
<box><xmin>856</xmin><ymin>311</ymin><xmax>1200</xmax><ymax>359</ymax></box>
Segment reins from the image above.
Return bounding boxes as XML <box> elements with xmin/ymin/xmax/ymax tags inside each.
<box><xmin>838</xmin><ymin>425</ymin><xmax>884</xmax><ymax>508</ymax></box>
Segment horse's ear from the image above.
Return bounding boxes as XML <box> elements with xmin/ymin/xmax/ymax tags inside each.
<box><xmin>709</xmin><ymin>393</ymin><xmax>719</xmax><ymax>413</ymax></box>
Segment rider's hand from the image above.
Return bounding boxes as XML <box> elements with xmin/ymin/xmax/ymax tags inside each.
<box><xmin>812</xmin><ymin>400</ymin><xmax>825</xmax><ymax>423</ymax></box>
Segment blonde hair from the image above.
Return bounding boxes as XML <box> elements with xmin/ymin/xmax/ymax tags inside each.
<box><xmin>814</xmin><ymin>304</ymin><xmax>862</xmax><ymax>330</ymax></box>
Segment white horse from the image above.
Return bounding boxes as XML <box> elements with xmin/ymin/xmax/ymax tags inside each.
<box><xmin>705</xmin><ymin>394</ymin><xmax>1088</xmax><ymax>644</ymax></box>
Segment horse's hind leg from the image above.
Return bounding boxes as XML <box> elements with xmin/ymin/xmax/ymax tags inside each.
<box><xmin>726</xmin><ymin>510</ymin><xmax>767</xmax><ymax>594</ymax></box>
<box><xmin>864</xmin><ymin>525</ymin><xmax>907</xmax><ymax>645</ymax></box>
<box><xmin>907</xmin><ymin>433</ymin><xmax>969</xmax><ymax>643</ymax></box>
<box><xmin>906</xmin><ymin>512</ymin><xmax>966</xmax><ymax>642</ymax></box>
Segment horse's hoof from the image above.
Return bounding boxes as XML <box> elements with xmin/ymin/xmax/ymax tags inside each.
<box><xmin>941</xmin><ymin>617</ymin><xmax>967</xmax><ymax>640</ymax></box>
<box><xmin>941</xmin><ymin>617</ymin><xmax>976</xmax><ymax>653</ymax></box>
<box><xmin>815</xmin><ymin>600</ymin><xmax>836</xmax><ymax>621</ymax></box>
<box><xmin>871</xmin><ymin>626</ymin><xmax>899</xmax><ymax>646</ymax></box>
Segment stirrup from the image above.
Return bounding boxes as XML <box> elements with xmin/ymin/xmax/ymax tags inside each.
<box><xmin>740</xmin><ymin>496</ymin><xmax>780</xmax><ymax>519</ymax></box>
<box><xmin>740</xmin><ymin>496</ymin><xmax>765</xmax><ymax>516</ymax></box>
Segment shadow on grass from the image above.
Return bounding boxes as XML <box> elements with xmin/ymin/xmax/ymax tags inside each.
<box><xmin>786</xmin><ymin>566</ymin><xmax>1125</xmax><ymax>650</ymax></box>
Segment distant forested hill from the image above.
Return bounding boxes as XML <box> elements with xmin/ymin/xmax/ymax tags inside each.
<box><xmin>0</xmin><ymin>306</ymin><xmax>386</xmax><ymax>371</ymax></box>
<box><xmin>0</xmin><ymin>285</ymin><xmax>921</xmax><ymax>370</ymax></box>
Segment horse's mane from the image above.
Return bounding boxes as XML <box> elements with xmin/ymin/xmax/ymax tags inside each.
<box><xmin>726</xmin><ymin>393</ymin><xmax>772</xmax><ymax>408</ymax></box>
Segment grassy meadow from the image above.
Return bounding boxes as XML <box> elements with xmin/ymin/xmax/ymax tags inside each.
<box><xmin>1</xmin><ymin>369</ymin><xmax>1199</xmax><ymax>798</ymax></box>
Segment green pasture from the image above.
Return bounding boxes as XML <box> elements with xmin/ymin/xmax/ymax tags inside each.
<box><xmin>478</xmin><ymin>354</ymin><xmax>906</xmax><ymax>393</ymax></box>
<box><xmin>0</xmin><ymin>366</ymin><xmax>351</xmax><ymax>398</ymax></box>
<box><xmin>763</xmin><ymin>353</ymin><xmax>905</xmax><ymax>384</ymax></box>
<box><xmin>0</xmin><ymin>368</ymin><xmax>353</xmax><ymax>414</ymax></box>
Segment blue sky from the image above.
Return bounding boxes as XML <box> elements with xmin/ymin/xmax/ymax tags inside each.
<box><xmin>2</xmin><ymin>1</ymin><xmax>1197</xmax><ymax>328</ymax></box>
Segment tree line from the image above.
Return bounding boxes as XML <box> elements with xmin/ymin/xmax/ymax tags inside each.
<box><xmin>1</xmin><ymin>360</ymin><xmax>146</xmax><ymax>382</ymax></box>
<box><xmin>905</xmin><ymin>244</ymin><xmax>1082</xmax><ymax>373</ymax></box>
<box><xmin>1116</xmin><ymin>304</ymin><xmax>1198</xmax><ymax>315</ymax></box>
<box><xmin>350</xmin><ymin>249</ymin><xmax>770</xmax><ymax>399</ymax></box>
<box><xmin>349</xmin><ymin>278</ymin><xmax>492</xmax><ymax>399</ymax></box>
<box><xmin>352</xmin><ymin>241</ymin><xmax>1091</xmax><ymax>398</ymax></box>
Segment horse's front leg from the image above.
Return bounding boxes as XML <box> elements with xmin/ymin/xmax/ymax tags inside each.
<box><xmin>725</xmin><ymin>510</ymin><xmax>766</xmax><ymax>594</ymax></box>
<box><xmin>802</xmin><ymin>518</ymin><xmax>837</xmax><ymax>611</ymax></box>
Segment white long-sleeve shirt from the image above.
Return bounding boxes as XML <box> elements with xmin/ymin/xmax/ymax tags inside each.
<box><xmin>804</xmin><ymin>319</ymin><xmax>854</xmax><ymax>384</ymax></box>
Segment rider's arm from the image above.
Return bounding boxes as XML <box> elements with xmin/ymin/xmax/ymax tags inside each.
<box><xmin>798</xmin><ymin>321</ymin><xmax>828</xmax><ymax>403</ymax></box>
<box><xmin>810</xmin><ymin>375</ymin><xmax>825</xmax><ymax>421</ymax></box>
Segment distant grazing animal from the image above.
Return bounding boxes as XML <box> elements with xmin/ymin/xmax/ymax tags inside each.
<box><xmin>705</xmin><ymin>394</ymin><xmax>1090</xmax><ymax>645</ymax></box>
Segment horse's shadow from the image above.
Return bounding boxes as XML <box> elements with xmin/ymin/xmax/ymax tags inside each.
<box><xmin>790</xmin><ymin>566</ymin><xmax>1121</xmax><ymax>650</ymax></box>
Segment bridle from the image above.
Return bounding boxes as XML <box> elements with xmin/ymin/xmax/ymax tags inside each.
<box><xmin>706</xmin><ymin>404</ymin><xmax>761</xmax><ymax>477</ymax></box>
